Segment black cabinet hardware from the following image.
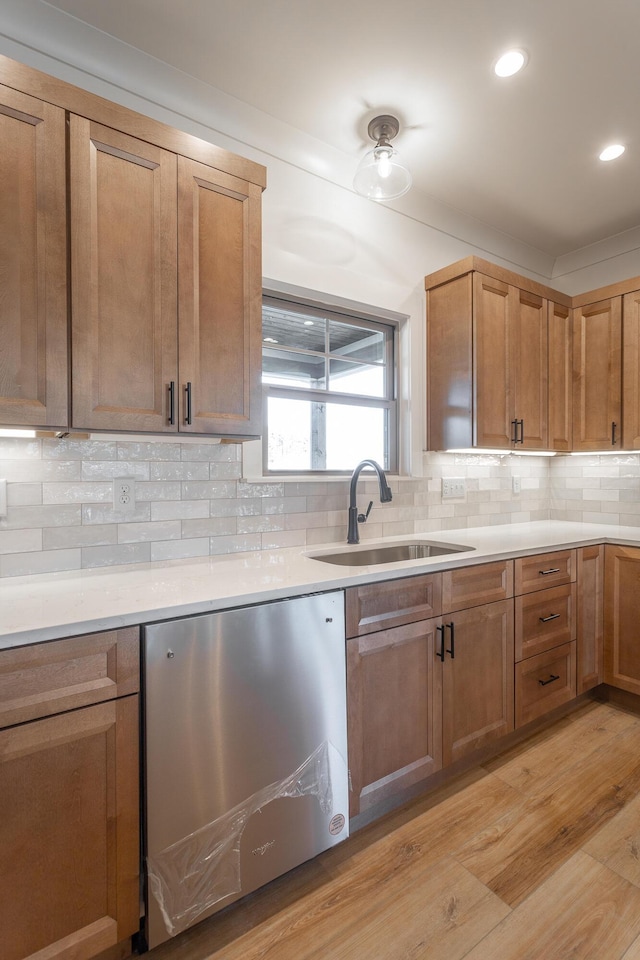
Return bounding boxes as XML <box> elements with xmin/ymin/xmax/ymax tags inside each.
<box><xmin>539</xmin><ymin>567</ymin><xmax>561</xmax><ymax>575</ymax></box>
<box><xmin>539</xmin><ymin>613</ymin><xmax>560</xmax><ymax>623</ymax></box>
<box><xmin>436</xmin><ymin>624</ymin><xmax>445</xmax><ymax>661</ymax></box>
<box><xmin>612</xmin><ymin>421</ymin><xmax>618</xmax><ymax>445</ymax></box>
<box><xmin>168</xmin><ymin>381</ymin><xmax>175</xmax><ymax>425</ymax></box>
<box><xmin>538</xmin><ymin>674</ymin><xmax>560</xmax><ymax>686</ymax></box>
<box><xmin>445</xmin><ymin>622</ymin><xmax>455</xmax><ymax>659</ymax></box>
<box><xmin>185</xmin><ymin>382</ymin><xmax>192</xmax><ymax>425</ymax></box>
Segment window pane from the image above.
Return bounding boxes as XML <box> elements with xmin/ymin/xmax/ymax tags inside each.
<box><xmin>329</xmin><ymin>359</ymin><xmax>385</xmax><ymax>397</ymax></box>
<box><xmin>262</xmin><ymin>348</ymin><xmax>326</xmax><ymax>389</ymax></box>
<box><xmin>329</xmin><ymin>321</ymin><xmax>385</xmax><ymax>364</ymax></box>
<box><xmin>263</xmin><ymin>305</ymin><xmax>327</xmax><ymax>352</ymax></box>
<box><xmin>267</xmin><ymin>395</ymin><xmax>386</xmax><ymax>471</ymax></box>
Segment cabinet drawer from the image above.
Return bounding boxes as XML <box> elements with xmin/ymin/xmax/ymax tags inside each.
<box><xmin>514</xmin><ymin>549</ymin><xmax>576</xmax><ymax>594</ymax></box>
<box><xmin>515</xmin><ymin>641</ymin><xmax>576</xmax><ymax>728</ymax></box>
<box><xmin>346</xmin><ymin>574</ymin><xmax>442</xmax><ymax>637</ymax></box>
<box><xmin>0</xmin><ymin>627</ymin><xmax>140</xmax><ymax>729</ymax></box>
<box><xmin>515</xmin><ymin>583</ymin><xmax>576</xmax><ymax>661</ymax></box>
<box><xmin>442</xmin><ymin>560</ymin><xmax>513</xmax><ymax>614</ymax></box>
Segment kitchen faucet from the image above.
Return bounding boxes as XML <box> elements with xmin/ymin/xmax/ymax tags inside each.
<box><xmin>347</xmin><ymin>459</ymin><xmax>393</xmax><ymax>544</ymax></box>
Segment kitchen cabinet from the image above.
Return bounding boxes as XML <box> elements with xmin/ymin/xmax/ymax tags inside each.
<box><xmin>576</xmin><ymin>544</ymin><xmax>604</xmax><ymax>693</ymax></box>
<box><xmin>0</xmin><ymin>628</ymin><xmax>140</xmax><ymax>960</ymax></box>
<box><xmin>425</xmin><ymin>258</ymin><xmax>566</xmax><ymax>450</ymax></box>
<box><xmin>604</xmin><ymin>544</ymin><xmax>640</xmax><ymax>694</ymax></box>
<box><xmin>571</xmin><ymin>296</ymin><xmax>621</xmax><ymax>450</ymax></box>
<box><xmin>346</xmin><ymin>561</ymin><xmax>514</xmax><ymax>815</ymax></box>
<box><xmin>548</xmin><ymin>301</ymin><xmax>573</xmax><ymax>451</ymax></box>
<box><xmin>0</xmin><ymin>83</ymin><xmax>68</xmax><ymax>429</ymax></box>
<box><xmin>70</xmin><ymin>124</ymin><xmax>262</xmax><ymax>437</ymax></box>
<box><xmin>0</xmin><ymin>54</ymin><xmax>265</xmax><ymax>439</ymax></box>
<box><xmin>513</xmin><ymin>550</ymin><xmax>577</xmax><ymax>727</ymax></box>
<box><xmin>622</xmin><ymin>289</ymin><xmax>640</xmax><ymax>449</ymax></box>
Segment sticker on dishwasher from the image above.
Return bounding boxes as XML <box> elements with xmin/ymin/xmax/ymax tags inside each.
<box><xmin>329</xmin><ymin>813</ymin><xmax>346</xmax><ymax>836</ymax></box>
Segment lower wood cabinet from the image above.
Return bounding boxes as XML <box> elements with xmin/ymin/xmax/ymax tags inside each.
<box><xmin>604</xmin><ymin>544</ymin><xmax>640</xmax><ymax>694</ymax></box>
<box><xmin>346</xmin><ymin>561</ymin><xmax>514</xmax><ymax>817</ymax></box>
<box><xmin>0</xmin><ymin>628</ymin><xmax>140</xmax><ymax>960</ymax></box>
<box><xmin>577</xmin><ymin>544</ymin><xmax>604</xmax><ymax>692</ymax></box>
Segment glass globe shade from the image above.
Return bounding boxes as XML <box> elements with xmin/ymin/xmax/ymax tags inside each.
<box><xmin>353</xmin><ymin>144</ymin><xmax>412</xmax><ymax>201</ymax></box>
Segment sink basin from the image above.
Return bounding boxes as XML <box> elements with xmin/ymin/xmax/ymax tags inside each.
<box><xmin>310</xmin><ymin>541</ymin><xmax>474</xmax><ymax>566</ymax></box>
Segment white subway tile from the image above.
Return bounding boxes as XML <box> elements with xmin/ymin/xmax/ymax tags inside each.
<box><xmin>151</xmin><ymin>500</ymin><xmax>209</xmax><ymax>521</ymax></box>
<box><xmin>182</xmin><ymin>518</ymin><xmax>236</xmax><ymax>538</ymax></box>
<box><xmin>151</xmin><ymin>539</ymin><xmax>210</xmax><ymax>562</ymax></box>
<box><xmin>43</xmin><ymin>525</ymin><xmax>117</xmax><ymax>549</ymax></box>
<box><xmin>43</xmin><ymin>482</ymin><xmax>113</xmax><ymax>504</ymax></box>
<box><xmin>1</xmin><ymin>504</ymin><xmax>81</xmax><ymax>529</ymax></box>
<box><xmin>0</xmin><ymin>528</ymin><xmax>42</xmax><ymax>554</ymax></box>
<box><xmin>117</xmin><ymin>520</ymin><xmax>182</xmax><ymax>543</ymax></box>
<box><xmin>82</xmin><ymin>460</ymin><xmax>150</xmax><ymax>480</ymax></box>
<box><xmin>1</xmin><ymin>548</ymin><xmax>80</xmax><ymax>577</ymax></box>
<box><xmin>82</xmin><ymin>543</ymin><xmax>151</xmax><ymax>568</ymax></box>
<box><xmin>149</xmin><ymin>462</ymin><xmax>210</xmax><ymax>481</ymax></box>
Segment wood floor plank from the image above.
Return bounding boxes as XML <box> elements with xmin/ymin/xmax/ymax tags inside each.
<box><xmin>622</xmin><ymin>933</ymin><xmax>640</xmax><ymax>959</ymax></box>
<box><xmin>583</xmin><ymin>790</ymin><xmax>640</xmax><ymax>888</ymax></box>
<box><xmin>462</xmin><ymin>851</ymin><xmax>640</xmax><ymax>960</ymax></box>
<box><xmin>455</xmin><ymin>728</ymin><xmax>640</xmax><ymax>906</ymax></box>
<box><xmin>484</xmin><ymin>702</ymin><xmax>640</xmax><ymax>797</ymax></box>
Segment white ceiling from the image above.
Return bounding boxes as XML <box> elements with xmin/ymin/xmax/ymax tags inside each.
<box><xmin>43</xmin><ymin>0</ymin><xmax>640</xmax><ymax>259</ymax></box>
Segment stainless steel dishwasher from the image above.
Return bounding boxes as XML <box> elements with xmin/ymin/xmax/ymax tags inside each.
<box><xmin>143</xmin><ymin>591</ymin><xmax>348</xmax><ymax>948</ymax></box>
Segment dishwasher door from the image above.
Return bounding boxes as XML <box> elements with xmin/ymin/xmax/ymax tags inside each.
<box><xmin>144</xmin><ymin>591</ymin><xmax>348</xmax><ymax>947</ymax></box>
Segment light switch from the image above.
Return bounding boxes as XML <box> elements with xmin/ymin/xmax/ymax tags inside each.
<box><xmin>0</xmin><ymin>479</ymin><xmax>6</xmax><ymax>518</ymax></box>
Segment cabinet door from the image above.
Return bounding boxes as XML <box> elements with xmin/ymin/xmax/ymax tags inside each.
<box><xmin>512</xmin><ymin>288</ymin><xmax>548</xmax><ymax>449</ymax></box>
<box><xmin>70</xmin><ymin>116</ymin><xmax>178</xmax><ymax>432</ymax></box>
<box><xmin>347</xmin><ymin>618</ymin><xmax>442</xmax><ymax>817</ymax></box>
<box><xmin>178</xmin><ymin>156</ymin><xmax>262</xmax><ymax>436</ymax></box>
<box><xmin>572</xmin><ymin>297</ymin><xmax>622</xmax><ymax>450</ymax></box>
<box><xmin>442</xmin><ymin>599</ymin><xmax>514</xmax><ymax>766</ymax></box>
<box><xmin>577</xmin><ymin>544</ymin><xmax>604</xmax><ymax>693</ymax></box>
<box><xmin>548</xmin><ymin>301</ymin><xmax>572</xmax><ymax>451</ymax></box>
<box><xmin>515</xmin><ymin>641</ymin><xmax>576</xmax><ymax>728</ymax></box>
<box><xmin>0</xmin><ymin>84</ymin><xmax>67</xmax><ymax>428</ymax></box>
<box><xmin>0</xmin><ymin>696</ymin><xmax>139</xmax><ymax>960</ymax></box>
<box><xmin>604</xmin><ymin>545</ymin><xmax>640</xmax><ymax>694</ymax></box>
<box><xmin>473</xmin><ymin>273</ymin><xmax>513</xmax><ymax>448</ymax></box>
<box><xmin>622</xmin><ymin>289</ymin><xmax>640</xmax><ymax>449</ymax></box>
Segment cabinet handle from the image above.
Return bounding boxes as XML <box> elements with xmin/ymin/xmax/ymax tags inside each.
<box><xmin>511</xmin><ymin>419</ymin><xmax>518</xmax><ymax>443</ymax></box>
<box><xmin>168</xmin><ymin>381</ymin><xmax>175</xmax><ymax>425</ymax></box>
<box><xmin>538</xmin><ymin>674</ymin><xmax>560</xmax><ymax>686</ymax></box>
<box><xmin>185</xmin><ymin>382</ymin><xmax>192</xmax><ymax>425</ymax></box>
<box><xmin>539</xmin><ymin>567</ymin><xmax>561</xmax><ymax>576</ymax></box>
<box><xmin>446</xmin><ymin>621</ymin><xmax>455</xmax><ymax>659</ymax></box>
<box><xmin>436</xmin><ymin>624</ymin><xmax>445</xmax><ymax>662</ymax></box>
<box><xmin>517</xmin><ymin>419</ymin><xmax>524</xmax><ymax>444</ymax></box>
<box><xmin>539</xmin><ymin>613</ymin><xmax>560</xmax><ymax>623</ymax></box>
<box><xmin>612</xmin><ymin>421</ymin><xmax>618</xmax><ymax>446</ymax></box>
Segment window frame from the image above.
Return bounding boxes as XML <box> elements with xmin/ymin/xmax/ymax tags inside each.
<box><xmin>261</xmin><ymin>284</ymin><xmax>402</xmax><ymax>476</ymax></box>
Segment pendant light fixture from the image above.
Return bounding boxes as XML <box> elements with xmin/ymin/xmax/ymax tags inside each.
<box><xmin>353</xmin><ymin>114</ymin><xmax>412</xmax><ymax>201</ymax></box>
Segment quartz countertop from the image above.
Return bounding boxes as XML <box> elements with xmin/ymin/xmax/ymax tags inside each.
<box><xmin>2</xmin><ymin>520</ymin><xmax>640</xmax><ymax>650</ymax></box>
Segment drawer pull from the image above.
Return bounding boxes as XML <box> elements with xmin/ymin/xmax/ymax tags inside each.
<box><xmin>538</xmin><ymin>674</ymin><xmax>560</xmax><ymax>686</ymax></box>
<box><xmin>539</xmin><ymin>568</ymin><xmax>561</xmax><ymax>576</ymax></box>
<box><xmin>436</xmin><ymin>624</ymin><xmax>445</xmax><ymax>662</ymax></box>
<box><xmin>446</xmin><ymin>621</ymin><xmax>455</xmax><ymax>660</ymax></box>
<box><xmin>539</xmin><ymin>613</ymin><xmax>560</xmax><ymax>623</ymax></box>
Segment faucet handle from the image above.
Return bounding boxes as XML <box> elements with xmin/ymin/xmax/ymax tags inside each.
<box><xmin>358</xmin><ymin>501</ymin><xmax>374</xmax><ymax>524</ymax></box>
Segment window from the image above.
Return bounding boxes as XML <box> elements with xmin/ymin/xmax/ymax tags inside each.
<box><xmin>262</xmin><ymin>293</ymin><xmax>398</xmax><ymax>473</ymax></box>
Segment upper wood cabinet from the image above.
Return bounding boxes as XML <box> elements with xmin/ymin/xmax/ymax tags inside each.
<box><xmin>0</xmin><ymin>83</ymin><xmax>68</xmax><ymax>429</ymax></box>
<box><xmin>0</xmin><ymin>54</ymin><xmax>265</xmax><ymax>439</ymax></box>
<box><xmin>572</xmin><ymin>297</ymin><xmax>621</xmax><ymax>451</ymax></box>
<box><xmin>425</xmin><ymin>259</ymin><xmax>566</xmax><ymax>451</ymax></box>
<box><xmin>623</xmin><ymin>289</ymin><xmax>640</xmax><ymax>449</ymax></box>
<box><xmin>548</xmin><ymin>301</ymin><xmax>573</xmax><ymax>452</ymax></box>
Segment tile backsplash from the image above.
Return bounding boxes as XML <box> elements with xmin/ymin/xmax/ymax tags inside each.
<box><xmin>0</xmin><ymin>436</ymin><xmax>638</xmax><ymax>578</ymax></box>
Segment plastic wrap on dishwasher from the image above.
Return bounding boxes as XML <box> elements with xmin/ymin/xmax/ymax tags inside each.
<box><xmin>147</xmin><ymin>739</ymin><xmax>343</xmax><ymax>937</ymax></box>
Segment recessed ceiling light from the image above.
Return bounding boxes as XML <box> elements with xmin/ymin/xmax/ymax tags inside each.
<box><xmin>599</xmin><ymin>144</ymin><xmax>625</xmax><ymax>162</ymax></box>
<box><xmin>494</xmin><ymin>49</ymin><xmax>527</xmax><ymax>77</ymax></box>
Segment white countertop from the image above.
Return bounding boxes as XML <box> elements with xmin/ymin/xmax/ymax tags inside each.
<box><xmin>2</xmin><ymin>520</ymin><xmax>640</xmax><ymax>649</ymax></box>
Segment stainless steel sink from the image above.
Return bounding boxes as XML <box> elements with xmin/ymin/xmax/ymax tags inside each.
<box><xmin>310</xmin><ymin>541</ymin><xmax>474</xmax><ymax>566</ymax></box>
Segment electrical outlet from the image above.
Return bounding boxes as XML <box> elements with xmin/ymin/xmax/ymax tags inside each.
<box><xmin>113</xmin><ymin>477</ymin><xmax>136</xmax><ymax>514</ymax></box>
<box><xmin>442</xmin><ymin>477</ymin><xmax>466</xmax><ymax>499</ymax></box>
<box><xmin>0</xmin><ymin>479</ymin><xmax>6</xmax><ymax>518</ymax></box>
<box><xmin>512</xmin><ymin>476</ymin><xmax>522</xmax><ymax>494</ymax></box>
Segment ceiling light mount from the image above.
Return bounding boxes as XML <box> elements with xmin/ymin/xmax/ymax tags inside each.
<box><xmin>353</xmin><ymin>113</ymin><xmax>412</xmax><ymax>202</ymax></box>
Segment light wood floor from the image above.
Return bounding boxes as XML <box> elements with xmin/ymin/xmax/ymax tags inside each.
<box><xmin>148</xmin><ymin>700</ymin><xmax>640</xmax><ymax>960</ymax></box>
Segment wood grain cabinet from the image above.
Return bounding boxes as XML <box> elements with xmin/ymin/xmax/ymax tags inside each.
<box><xmin>571</xmin><ymin>296</ymin><xmax>621</xmax><ymax>451</ymax></box>
<box><xmin>0</xmin><ymin>83</ymin><xmax>68</xmax><ymax>429</ymax></box>
<box><xmin>0</xmin><ymin>627</ymin><xmax>140</xmax><ymax>960</ymax></box>
<box><xmin>0</xmin><ymin>54</ymin><xmax>265</xmax><ymax>439</ymax></box>
<box><xmin>70</xmin><ymin>120</ymin><xmax>262</xmax><ymax>437</ymax></box>
<box><xmin>604</xmin><ymin>544</ymin><xmax>640</xmax><ymax>695</ymax></box>
<box><xmin>346</xmin><ymin>561</ymin><xmax>514</xmax><ymax>816</ymax></box>
<box><xmin>622</xmin><ymin>289</ymin><xmax>640</xmax><ymax>449</ymax></box>
<box><xmin>513</xmin><ymin>551</ymin><xmax>577</xmax><ymax>727</ymax></box>
<box><xmin>425</xmin><ymin>258</ymin><xmax>573</xmax><ymax>451</ymax></box>
<box><xmin>576</xmin><ymin>544</ymin><xmax>604</xmax><ymax>693</ymax></box>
